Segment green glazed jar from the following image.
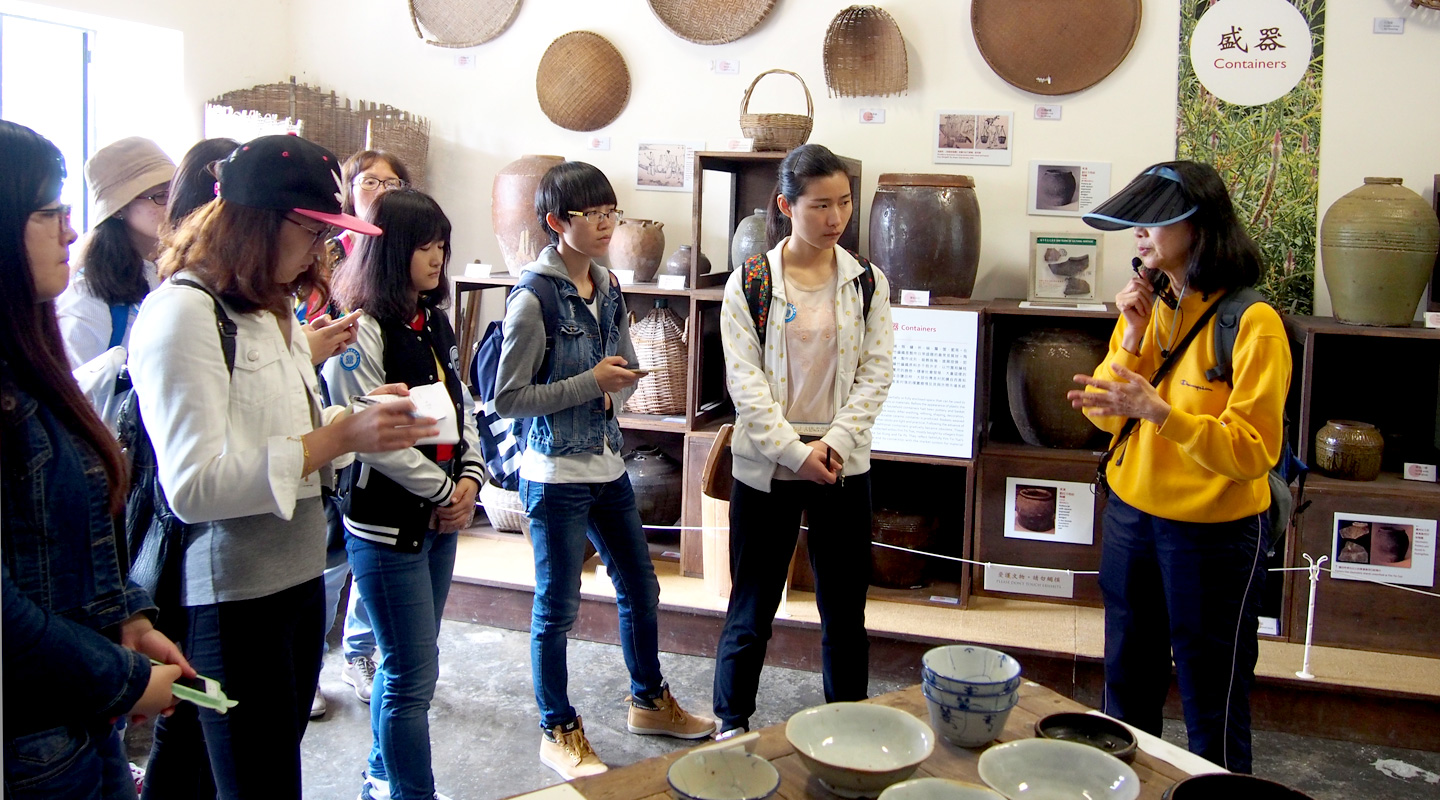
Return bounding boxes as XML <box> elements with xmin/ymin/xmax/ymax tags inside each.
<box><xmin>1314</xmin><ymin>420</ymin><xmax>1384</xmax><ymax>481</ymax></box>
<box><xmin>1320</xmin><ymin>177</ymin><xmax>1440</xmax><ymax>327</ymax></box>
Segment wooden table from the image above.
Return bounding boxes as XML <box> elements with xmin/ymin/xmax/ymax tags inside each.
<box><xmin>563</xmin><ymin>682</ymin><xmax>1194</xmax><ymax>800</ymax></box>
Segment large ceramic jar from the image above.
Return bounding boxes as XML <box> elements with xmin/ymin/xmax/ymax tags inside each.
<box><xmin>492</xmin><ymin>154</ymin><xmax>564</xmax><ymax>276</ymax></box>
<box><xmin>611</xmin><ymin>218</ymin><xmax>666</xmax><ymax>282</ymax></box>
<box><xmin>625</xmin><ymin>445</ymin><xmax>683</xmax><ymax>526</ymax></box>
<box><xmin>1314</xmin><ymin>419</ymin><xmax>1384</xmax><ymax>481</ymax></box>
<box><xmin>1006</xmin><ymin>328</ymin><xmax>1108</xmax><ymax>449</ymax></box>
<box><xmin>730</xmin><ymin>208</ymin><xmax>768</xmax><ymax>270</ymax></box>
<box><xmin>869</xmin><ymin>174</ymin><xmax>981</xmax><ymax>304</ymax></box>
<box><xmin>1321</xmin><ymin>177</ymin><xmax>1440</xmax><ymax>326</ymax></box>
<box><xmin>870</xmin><ymin>509</ymin><xmax>938</xmax><ymax>589</ymax></box>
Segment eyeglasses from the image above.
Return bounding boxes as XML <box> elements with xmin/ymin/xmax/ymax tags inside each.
<box><xmin>30</xmin><ymin>204</ymin><xmax>73</xmax><ymax>235</ymax></box>
<box><xmin>139</xmin><ymin>190</ymin><xmax>171</xmax><ymax>206</ymax></box>
<box><xmin>284</xmin><ymin>215</ymin><xmax>336</xmax><ymax>249</ymax></box>
<box><xmin>354</xmin><ymin>176</ymin><xmax>407</xmax><ymax>192</ymax></box>
<box><xmin>567</xmin><ymin>208</ymin><xmax>624</xmax><ymax>225</ymax></box>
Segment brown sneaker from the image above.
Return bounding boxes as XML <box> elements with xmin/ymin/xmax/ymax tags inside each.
<box><xmin>540</xmin><ymin>716</ymin><xmax>609</xmax><ymax>780</ymax></box>
<box><xmin>626</xmin><ymin>685</ymin><xmax>716</xmax><ymax>739</ymax></box>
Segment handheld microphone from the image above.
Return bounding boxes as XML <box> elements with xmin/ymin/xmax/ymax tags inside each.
<box><xmin>1132</xmin><ymin>257</ymin><xmax>1179</xmax><ymax>309</ymax></box>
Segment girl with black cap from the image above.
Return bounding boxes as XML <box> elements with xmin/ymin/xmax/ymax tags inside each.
<box><xmin>128</xmin><ymin>134</ymin><xmax>438</xmax><ymax>799</ymax></box>
<box><xmin>1068</xmin><ymin>161</ymin><xmax>1291</xmax><ymax>773</ymax></box>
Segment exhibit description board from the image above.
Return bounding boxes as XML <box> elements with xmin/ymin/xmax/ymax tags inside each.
<box><xmin>872</xmin><ymin>308</ymin><xmax>978</xmax><ymax>459</ymax></box>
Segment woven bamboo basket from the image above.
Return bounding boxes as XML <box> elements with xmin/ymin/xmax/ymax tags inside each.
<box><xmin>739</xmin><ymin>69</ymin><xmax>814</xmax><ymax>152</ymax></box>
<box><xmin>823</xmin><ymin>6</ymin><xmax>909</xmax><ymax>98</ymax></box>
<box><xmin>537</xmin><ymin>32</ymin><xmax>630</xmax><ymax>132</ymax></box>
<box><xmin>625</xmin><ymin>300</ymin><xmax>688</xmax><ymax>416</ymax></box>
<box><xmin>479</xmin><ymin>480</ymin><xmax>529</xmax><ymax>534</ymax></box>
<box><xmin>362</xmin><ymin>102</ymin><xmax>432</xmax><ymax>189</ymax></box>
<box><xmin>971</xmin><ymin>0</ymin><xmax>1140</xmax><ymax>97</ymax></box>
<box><xmin>647</xmin><ymin>0</ymin><xmax>777</xmax><ymax>45</ymax></box>
<box><xmin>408</xmin><ymin>0</ymin><xmax>521</xmax><ymax>48</ymax></box>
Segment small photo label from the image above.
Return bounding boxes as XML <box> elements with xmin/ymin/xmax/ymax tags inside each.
<box><xmin>712</xmin><ymin>59</ymin><xmax>740</xmax><ymax>75</ymax></box>
<box><xmin>900</xmin><ymin>289</ymin><xmax>931</xmax><ymax>306</ymax></box>
<box><xmin>1403</xmin><ymin>463</ymin><xmax>1437</xmax><ymax>482</ymax></box>
<box><xmin>1034</xmin><ymin>104</ymin><xmax>1063</xmax><ymax>120</ymax></box>
<box><xmin>587</xmin><ymin>136</ymin><xmax>611</xmax><ymax>151</ymax></box>
<box><xmin>1373</xmin><ymin>17</ymin><xmax>1405</xmax><ymax>34</ymax></box>
<box><xmin>860</xmin><ymin>108</ymin><xmax>886</xmax><ymax>124</ymax></box>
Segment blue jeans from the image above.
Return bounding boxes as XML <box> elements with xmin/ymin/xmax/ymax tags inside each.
<box><xmin>1099</xmin><ymin>494</ymin><xmax>1267</xmax><ymax>774</ymax></box>
<box><xmin>321</xmin><ymin>561</ymin><xmax>376</xmax><ymax>660</ymax></box>
<box><xmin>522</xmin><ymin>475</ymin><xmax>663</xmax><ymax>728</ymax></box>
<box><xmin>4</xmin><ymin>724</ymin><xmax>134</xmax><ymax>800</ymax></box>
<box><xmin>346</xmin><ymin>530</ymin><xmax>458</xmax><ymax>800</ymax></box>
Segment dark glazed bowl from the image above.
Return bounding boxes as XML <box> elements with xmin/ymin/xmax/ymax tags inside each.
<box><xmin>1162</xmin><ymin>773</ymin><xmax>1315</xmax><ymax>799</ymax></box>
<box><xmin>1033</xmin><ymin>712</ymin><xmax>1138</xmax><ymax>763</ymax></box>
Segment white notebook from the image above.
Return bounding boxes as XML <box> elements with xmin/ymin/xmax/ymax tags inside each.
<box><xmin>361</xmin><ymin>382</ymin><xmax>459</xmax><ymax>446</ymax></box>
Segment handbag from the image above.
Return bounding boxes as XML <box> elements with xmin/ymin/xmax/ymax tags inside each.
<box><xmin>701</xmin><ymin>424</ymin><xmax>734</xmax><ymax>500</ymax></box>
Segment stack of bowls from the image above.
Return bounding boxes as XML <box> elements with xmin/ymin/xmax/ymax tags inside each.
<box><xmin>920</xmin><ymin>646</ymin><xmax>1022</xmax><ymax>747</ymax></box>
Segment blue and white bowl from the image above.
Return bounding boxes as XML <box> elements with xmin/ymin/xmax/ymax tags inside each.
<box><xmin>921</xmin><ymin>646</ymin><xmax>1021</xmax><ymax>697</ymax></box>
<box><xmin>667</xmin><ymin>749</ymin><xmax>781</xmax><ymax>800</ymax></box>
<box><xmin>923</xmin><ymin>692</ymin><xmax>1016</xmax><ymax>748</ymax></box>
<box><xmin>921</xmin><ymin>681</ymin><xmax>1018</xmax><ymax>714</ymax></box>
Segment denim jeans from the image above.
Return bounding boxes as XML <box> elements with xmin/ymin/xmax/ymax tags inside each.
<box><xmin>1099</xmin><ymin>494</ymin><xmax>1267</xmax><ymax>774</ymax></box>
<box><xmin>140</xmin><ymin>702</ymin><xmax>216</xmax><ymax>800</ymax></box>
<box><xmin>180</xmin><ymin>577</ymin><xmax>325</xmax><ymax>800</ymax></box>
<box><xmin>713</xmin><ymin>473</ymin><xmax>873</xmax><ymax>731</ymax></box>
<box><xmin>320</xmin><ymin>562</ymin><xmax>376</xmax><ymax>660</ymax></box>
<box><xmin>522</xmin><ymin>475</ymin><xmax>663</xmax><ymax>728</ymax></box>
<box><xmin>3</xmin><ymin>724</ymin><xmax>134</xmax><ymax>800</ymax></box>
<box><xmin>346</xmin><ymin>529</ymin><xmax>458</xmax><ymax>800</ymax></box>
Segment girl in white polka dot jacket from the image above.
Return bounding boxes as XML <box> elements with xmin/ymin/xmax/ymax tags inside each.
<box><xmin>712</xmin><ymin>144</ymin><xmax>895</xmax><ymax>739</ymax></box>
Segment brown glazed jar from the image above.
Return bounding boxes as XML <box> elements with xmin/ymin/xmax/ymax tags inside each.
<box><xmin>610</xmin><ymin>218</ymin><xmax>666</xmax><ymax>282</ymax></box>
<box><xmin>1006</xmin><ymin>328</ymin><xmax>1108</xmax><ymax>449</ymax></box>
<box><xmin>492</xmin><ymin>154</ymin><xmax>564</xmax><ymax>275</ymax></box>
<box><xmin>1313</xmin><ymin>420</ymin><xmax>1384</xmax><ymax>481</ymax></box>
<box><xmin>868</xmin><ymin>174</ymin><xmax>981</xmax><ymax>304</ymax></box>
<box><xmin>870</xmin><ymin>509</ymin><xmax>939</xmax><ymax>589</ymax></box>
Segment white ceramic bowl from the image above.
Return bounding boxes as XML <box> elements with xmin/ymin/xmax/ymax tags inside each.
<box><xmin>921</xmin><ymin>646</ymin><xmax>1022</xmax><ymax>697</ymax></box>
<box><xmin>667</xmin><ymin>749</ymin><xmax>781</xmax><ymax>800</ymax></box>
<box><xmin>879</xmin><ymin>777</ymin><xmax>1006</xmax><ymax>800</ymax></box>
<box><xmin>921</xmin><ymin>681</ymin><xmax>1019</xmax><ymax>713</ymax></box>
<box><xmin>977</xmin><ymin>739</ymin><xmax>1140</xmax><ymax>800</ymax></box>
<box><xmin>785</xmin><ymin>703</ymin><xmax>936</xmax><ymax>798</ymax></box>
<box><xmin>923</xmin><ymin>692</ymin><xmax>1015</xmax><ymax>748</ymax></box>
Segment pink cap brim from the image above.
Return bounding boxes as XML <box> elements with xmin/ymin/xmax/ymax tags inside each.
<box><xmin>295</xmin><ymin>208</ymin><xmax>382</xmax><ymax>236</ymax></box>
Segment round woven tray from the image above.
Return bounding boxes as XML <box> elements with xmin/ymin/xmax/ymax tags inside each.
<box><xmin>625</xmin><ymin>302</ymin><xmax>688</xmax><ymax>416</ymax></box>
<box><xmin>823</xmin><ymin>6</ymin><xmax>909</xmax><ymax>98</ymax></box>
<box><xmin>972</xmin><ymin>0</ymin><xmax>1141</xmax><ymax>96</ymax></box>
<box><xmin>647</xmin><ymin>0</ymin><xmax>777</xmax><ymax>45</ymax></box>
<box><xmin>537</xmin><ymin>31</ymin><xmax>630</xmax><ymax>131</ymax></box>
<box><xmin>409</xmin><ymin>0</ymin><xmax>522</xmax><ymax>48</ymax></box>
<box><xmin>739</xmin><ymin>69</ymin><xmax>814</xmax><ymax>152</ymax></box>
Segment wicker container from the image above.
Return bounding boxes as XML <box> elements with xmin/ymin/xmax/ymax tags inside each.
<box><xmin>479</xmin><ymin>480</ymin><xmax>529</xmax><ymax>534</ymax></box>
<box><xmin>625</xmin><ymin>299</ymin><xmax>688</xmax><ymax>415</ymax></box>
<box><xmin>647</xmin><ymin>0</ymin><xmax>777</xmax><ymax>45</ymax></box>
<box><xmin>971</xmin><ymin>0</ymin><xmax>1141</xmax><ymax>96</ymax></box>
<box><xmin>537</xmin><ymin>32</ymin><xmax>630</xmax><ymax>132</ymax></box>
<box><xmin>409</xmin><ymin>0</ymin><xmax>521</xmax><ymax>48</ymax></box>
<box><xmin>739</xmin><ymin>69</ymin><xmax>814</xmax><ymax>152</ymax></box>
<box><xmin>823</xmin><ymin>6</ymin><xmax>909</xmax><ymax>98</ymax></box>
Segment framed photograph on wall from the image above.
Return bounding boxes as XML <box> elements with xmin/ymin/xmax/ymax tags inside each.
<box><xmin>636</xmin><ymin>140</ymin><xmax>704</xmax><ymax>192</ymax></box>
<box><xmin>934</xmin><ymin>110</ymin><xmax>1013</xmax><ymax>166</ymax></box>
<box><xmin>1028</xmin><ymin>232</ymin><xmax>1102</xmax><ymax>304</ymax></box>
<box><xmin>1027</xmin><ymin>160</ymin><xmax>1112</xmax><ymax>217</ymax></box>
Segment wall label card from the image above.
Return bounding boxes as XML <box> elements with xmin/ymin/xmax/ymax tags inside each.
<box><xmin>984</xmin><ymin>564</ymin><xmax>1074</xmax><ymax>599</ymax></box>
<box><xmin>1003</xmin><ymin>477</ymin><xmax>1095</xmax><ymax>545</ymax></box>
<box><xmin>860</xmin><ymin>108</ymin><xmax>886</xmax><ymax>124</ymax></box>
<box><xmin>1329</xmin><ymin>512</ymin><xmax>1435</xmax><ymax>588</ymax></box>
<box><xmin>1034</xmin><ymin>104</ymin><xmax>1062</xmax><ymax>120</ymax></box>
<box><xmin>872</xmin><ymin>308</ymin><xmax>978</xmax><ymax>459</ymax></box>
<box><xmin>900</xmin><ymin>289</ymin><xmax>930</xmax><ymax>306</ymax></box>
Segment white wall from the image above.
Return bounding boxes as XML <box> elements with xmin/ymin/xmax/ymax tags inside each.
<box><xmin>17</xmin><ymin>0</ymin><xmax>1440</xmax><ymax>311</ymax></box>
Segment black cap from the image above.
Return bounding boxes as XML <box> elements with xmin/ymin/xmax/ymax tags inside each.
<box><xmin>217</xmin><ymin>134</ymin><xmax>381</xmax><ymax>235</ymax></box>
<box><xmin>1082</xmin><ymin>166</ymin><xmax>1198</xmax><ymax>231</ymax></box>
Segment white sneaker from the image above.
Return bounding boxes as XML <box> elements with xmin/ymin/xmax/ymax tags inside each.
<box><xmin>343</xmin><ymin>655</ymin><xmax>378</xmax><ymax>703</ymax></box>
<box><xmin>358</xmin><ymin>772</ymin><xmax>451</xmax><ymax>800</ymax></box>
<box><xmin>310</xmin><ymin>687</ymin><xmax>328</xmax><ymax>718</ymax></box>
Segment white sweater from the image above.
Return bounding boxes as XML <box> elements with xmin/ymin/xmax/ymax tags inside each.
<box><xmin>720</xmin><ymin>240</ymin><xmax>895</xmax><ymax>492</ymax></box>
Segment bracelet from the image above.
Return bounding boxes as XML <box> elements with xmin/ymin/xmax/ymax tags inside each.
<box><xmin>289</xmin><ymin>435</ymin><xmax>311</xmax><ymax>469</ymax></box>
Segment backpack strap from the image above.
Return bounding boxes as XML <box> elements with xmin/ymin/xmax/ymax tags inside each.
<box><xmin>171</xmin><ymin>278</ymin><xmax>238</xmax><ymax>376</ymax></box>
<box><xmin>512</xmin><ymin>272</ymin><xmax>562</xmax><ymax>382</ymax></box>
<box><xmin>742</xmin><ymin>251</ymin><xmax>877</xmax><ymax>348</ymax></box>
<box><xmin>847</xmin><ymin>249</ymin><xmax>877</xmax><ymax>322</ymax></box>
<box><xmin>1205</xmin><ymin>287</ymin><xmax>1266</xmax><ymax>386</ymax></box>
<box><xmin>108</xmin><ymin>304</ymin><xmax>131</xmax><ymax>350</ymax></box>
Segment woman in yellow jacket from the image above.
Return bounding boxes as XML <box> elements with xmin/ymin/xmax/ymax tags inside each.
<box><xmin>1068</xmin><ymin>161</ymin><xmax>1290</xmax><ymax>774</ymax></box>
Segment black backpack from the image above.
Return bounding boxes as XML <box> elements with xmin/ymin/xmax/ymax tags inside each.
<box><xmin>118</xmin><ymin>279</ymin><xmax>236</xmax><ymax>640</ymax></box>
<box><xmin>740</xmin><ymin>251</ymin><xmax>877</xmax><ymax>346</ymax></box>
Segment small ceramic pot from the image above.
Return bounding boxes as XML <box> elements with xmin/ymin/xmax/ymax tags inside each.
<box><xmin>1313</xmin><ymin>420</ymin><xmax>1384</xmax><ymax>481</ymax></box>
<box><xmin>624</xmin><ymin>445</ymin><xmax>683</xmax><ymax>525</ymax></box>
<box><xmin>730</xmin><ymin>208</ymin><xmax>768</xmax><ymax>270</ymax></box>
<box><xmin>871</xmin><ymin>509</ymin><xmax>938</xmax><ymax>589</ymax></box>
<box><xmin>664</xmin><ymin>244</ymin><xmax>711</xmax><ymax>284</ymax></box>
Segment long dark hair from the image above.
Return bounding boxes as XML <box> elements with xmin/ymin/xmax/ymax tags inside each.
<box><xmin>1155</xmin><ymin>160</ymin><xmax>1263</xmax><ymax>295</ymax></box>
<box><xmin>166</xmin><ymin>137</ymin><xmax>238</xmax><ymax>229</ymax></box>
<box><xmin>335</xmin><ymin>189</ymin><xmax>452</xmax><ymax>323</ymax></box>
<box><xmin>75</xmin><ymin>215</ymin><xmax>147</xmax><ymax>305</ymax></box>
<box><xmin>0</xmin><ymin>120</ymin><xmax>128</xmax><ymax>513</ymax></box>
<box><xmin>764</xmin><ymin>144</ymin><xmax>850</xmax><ymax>249</ymax></box>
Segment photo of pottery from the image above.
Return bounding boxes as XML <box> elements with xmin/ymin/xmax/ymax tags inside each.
<box><xmin>1029</xmin><ymin>234</ymin><xmax>1101</xmax><ymax>303</ymax></box>
<box><xmin>1336</xmin><ymin>519</ymin><xmax>1414</xmax><ymax>568</ymax></box>
<box><xmin>1013</xmin><ymin>484</ymin><xmax>1057</xmax><ymax>534</ymax></box>
<box><xmin>1035</xmin><ymin>165</ymin><xmax>1080</xmax><ymax>212</ymax></box>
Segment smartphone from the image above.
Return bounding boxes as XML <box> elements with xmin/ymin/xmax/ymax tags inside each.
<box><xmin>1131</xmin><ymin>257</ymin><xmax>1178</xmax><ymax>309</ymax></box>
<box><xmin>152</xmin><ymin>660</ymin><xmax>238</xmax><ymax>714</ymax></box>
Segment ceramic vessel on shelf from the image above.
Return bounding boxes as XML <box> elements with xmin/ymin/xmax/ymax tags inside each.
<box><xmin>624</xmin><ymin>445</ymin><xmax>683</xmax><ymax>526</ymax></box>
<box><xmin>977</xmin><ymin>739</ymin><xmax>1140</xmax><ymax>800</ymax></box>
<box><xmin>667</xmin><ymin>749</ymin><xmax>780</xmax><ymax>800</ymax></box>
<box><xmin>730</xmin><ymin>208</ymin><xmax>768</xmax><ymax>270</ymax></box>
<box><xmin>1006</xmin><ymin>328</ymin><xmax>1108</xmax><ymax>449</ymax></box>
<box><xmin>492</xmin><ymin>154</ymin><xmax>564</xmax><ymax>276</ymax></box>
<box><xmin>610</xmin><ymin>218</ymin><xmax>666</xmax><ymax>281</ymax></box>
<box><xmin>869</xmin><ymin>174</ymin><xmax>981</xmax><ymax>304</ymax></box>
<box><xmin>785</xmin><ymin>703</ymin><xmax>934</xmax><ymax>798</ymax></box>
<box><xmin>1320</xmin><ymin>177</ymin><xmax>1440</xmax><ymax>326</ymax></box>
<box><xmin>870</xmin><ymin>509</ymin><xmax>938</xmax><ymax>589</ymax></box>
<box><xmin>1313</xmin><ymin>419</ymin><xmax>1384</xmax><ymax>481</ymax></box>
<box><xmin>664</xmin><ymin>244</ymin><xmax>710</xmax><ymax>285</ymax></box>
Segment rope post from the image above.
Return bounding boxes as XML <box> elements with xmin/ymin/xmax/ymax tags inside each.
<box><xmin>1295</xmin><ymin>553</ymin><xmax>1328</xmax><ymax>680</ymax></box>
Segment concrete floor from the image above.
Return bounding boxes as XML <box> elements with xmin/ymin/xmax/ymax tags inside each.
<box><xmin>130</xmin><ymin>620</ymin><xmax>1440</xmax><ymax>800</ymax></box>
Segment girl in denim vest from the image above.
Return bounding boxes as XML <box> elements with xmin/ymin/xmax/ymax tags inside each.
<box><xmin>1</xmin><ymin>120</ymin><xmax>189</xmax><ymax>799</ymax></box>
<box><xmin>494</xmin><ymin>162</ymin><xmax>713</xmax><ymax>780</ymax></box>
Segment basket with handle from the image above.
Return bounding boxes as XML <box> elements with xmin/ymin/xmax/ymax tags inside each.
<box><xmin>739</xmin><ymin>69</ymin><xmax>814</xmax><ymax>152</ymax></box>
